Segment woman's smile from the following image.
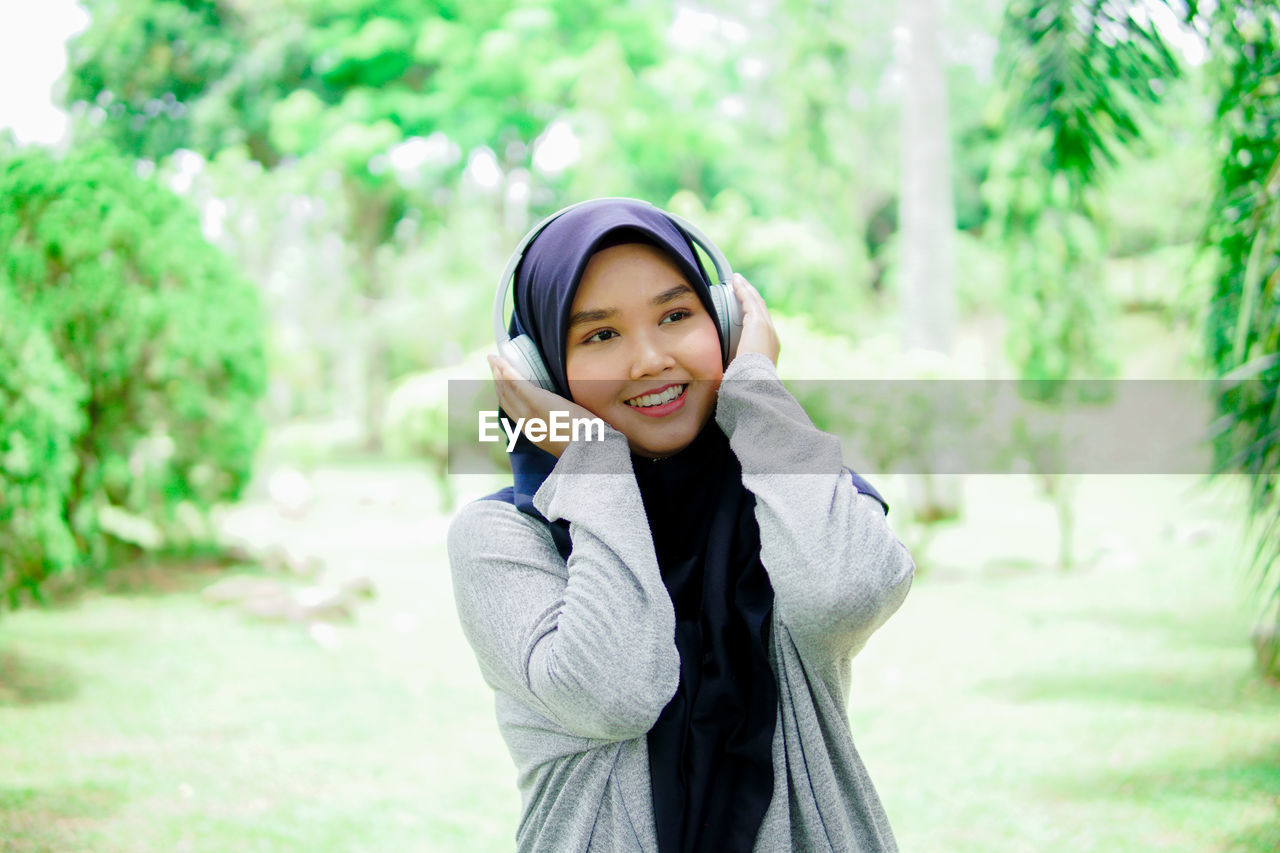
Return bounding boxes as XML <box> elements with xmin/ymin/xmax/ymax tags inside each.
<box><xmin>623</xmin><ymin>382</ymin><xmax>688</xmax><ymax>416</ymax></box>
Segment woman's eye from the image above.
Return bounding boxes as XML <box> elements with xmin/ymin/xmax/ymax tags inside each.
<box><xmin>662</xmin><ymin>310</ymin><xmax>690</xmax><ymax>324</ymax></box>
<box><xmin>585</xmin><ymin>329</ymin><xmax>617</xmax><ymax>344</ymax></box>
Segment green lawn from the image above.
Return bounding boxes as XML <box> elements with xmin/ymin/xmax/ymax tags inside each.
<box><xmin>860</xmin><ymin>474</ymin><xmax>1279</xmax><ymax>852</ymax></box>
<box><xmin>1</xmin><ymin>471</ymin><xmax>1276</xmax><ymax>851</ymax></box>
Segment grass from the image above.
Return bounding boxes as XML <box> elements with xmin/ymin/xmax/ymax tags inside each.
<box><xmin>1</xmin><ymin>468</ymin><xmax>1277</xmax><ymax>851</ymax></box>
<box><xmin>858</xmin><ymin>473</ymin><xmax>1280</xmax><ymax>852</ymax></box>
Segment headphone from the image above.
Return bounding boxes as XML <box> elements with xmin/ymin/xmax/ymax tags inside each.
<box><xmin>492</xmin><ymin>197</ymin><xmax>743</xmax><ymax>392</ymax></box>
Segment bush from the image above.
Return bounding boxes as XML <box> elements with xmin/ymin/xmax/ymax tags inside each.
<box><xmin>0</xmin><ymin>281</ymin><xmax>87</xmax><ymax>608</ymax></box>
<box><xmin>0</xmin><ymin>144</ymin><xmax>267</xmax><ymax>573</ymax></box>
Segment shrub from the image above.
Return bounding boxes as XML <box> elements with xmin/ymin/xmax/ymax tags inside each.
<box><xmin>0</xmin><ymin>281</ymin><xmax>87</xmax><ymax>608</ymax></box>
<box><xmin>0</xmin><ymin>144</ymin><xmax>267</xmax><ymax>571</ymax></box>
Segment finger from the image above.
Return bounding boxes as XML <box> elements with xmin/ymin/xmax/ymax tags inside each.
<box><xmin>489</xmin><ymin>356</ymin><xmax>522</xmax><ymax>413</ymax></box>
<box><xmin>491</xmin><ymin>355</ymin><xmax>529</xmax><ymax>391</ymax></box>
<box><xmin>733</xmin><ymin>275</ymin><xmax>767</xmax><ymax>319</ymax></box>
<box><xmin>488</xmin><ymin>354</ymin><xmax>507</xmax><ymax>383</ymax></box>
<box><xmin>734</xmin><ymin>273</ymin><xmax>763</xmax><ymax>304</ymax></box>
<box><xmin>490</xmin><ymin>354</ymin><xmax>519</xmax><ymax>379</ymax></box>
<box><xmin>494</xmin><ymin>363</ymin><xmax>556</xmax><ymax>421</ymax></box>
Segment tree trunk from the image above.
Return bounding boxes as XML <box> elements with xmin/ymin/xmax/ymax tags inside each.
<box><xmin>343</xmin><ymin>179</ymin><xmax>390</xmax><ymax>454</ymax></box>
<box><xmin>898</xmin><ymin>0</ymin><xmax>961</xmax><ymax>526</ymax></box>
<box><xmin>898</xmin><ymin>0</ymin><xmax>956</xmax><ymax>355</ymax></box>
<box><xmin>360</xmin><ymin>244</ymin><xmax>388</xmax><ymax>454</ymax></box>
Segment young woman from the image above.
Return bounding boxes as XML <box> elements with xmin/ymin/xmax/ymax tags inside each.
<box><xmin>448</xmin><ymin>198</ymin><xmax>915</xmax><ymax>852</ymax></box>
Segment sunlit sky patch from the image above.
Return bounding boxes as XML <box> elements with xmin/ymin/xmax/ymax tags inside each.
<box><xmin>0</xmin><ymin>0</ymin><xmax>88</xmax><ymax>145</ymax></box>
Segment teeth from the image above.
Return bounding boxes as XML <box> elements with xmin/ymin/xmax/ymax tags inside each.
<box><xmin>626</xmin><ymin>384</ymin><xmax>685</xmax><ymax>408</ymax></box>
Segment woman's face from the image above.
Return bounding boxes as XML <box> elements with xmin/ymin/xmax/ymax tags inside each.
<box><xmin>565</xmin><ymin>242</ymin><xmax>724</xmax><ymax>458</ymax></box>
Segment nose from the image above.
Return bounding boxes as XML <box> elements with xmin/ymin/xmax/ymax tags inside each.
<box><xmin>628</xmin><ymin>329</ymin><xmax>676</xmax><ymax>379</ymax></box>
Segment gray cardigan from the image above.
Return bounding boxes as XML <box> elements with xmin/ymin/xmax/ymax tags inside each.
<box><xmin>448</xmin><ymin>353</ymin><xmax>915</xmax><ymax>852</ymax></box>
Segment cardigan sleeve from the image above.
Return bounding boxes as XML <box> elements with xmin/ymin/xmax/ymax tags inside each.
<box><xmin>447</xmin><ymin>427</ymin><xmax>680</xmax><ymax>742</ymax></box>
<box><xmin>714</xmin><ymin>352</ymin><xmax>915</xmax><ymax>664</ymax></box>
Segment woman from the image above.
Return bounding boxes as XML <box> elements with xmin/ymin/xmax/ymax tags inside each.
<box><xmin>448</xmin><ymin>198</ymin><xmax>914</xmax><ymax>852</ymax></box>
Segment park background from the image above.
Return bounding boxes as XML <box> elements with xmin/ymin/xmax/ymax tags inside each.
<box><xmin>1</xmin><ymin>0</ymin><xmax>1278</xmax><ymax>850</ymax></box>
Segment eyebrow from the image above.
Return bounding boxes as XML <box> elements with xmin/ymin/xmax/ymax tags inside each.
<box><xmin>568</xmin><ymin>283</ymin><xmax>696</xmax><ymax>328</ymax></box>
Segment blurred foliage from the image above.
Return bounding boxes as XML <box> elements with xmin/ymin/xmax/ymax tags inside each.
<box><xmin>0</xmin><ymin>145</ymin><xmax>267</xmax><ymax>590</ymax></box>
<box><xmin>65</xmin><ymin>0</ymin><xmax>752</xmax><ymax>447</ymax></box>
<box><xmin>987</xmin><ymin>0</ymin><xmax>1183</xmax><ymax>568</ymax></box>
<box><xmin>990</xmin><ymin>0</ymin><xmax>1180</xmax><ymax>398</ymax></box>
<box><xmin>60</xmin><ymin>0</ymin><xmax>1010</xmax><ymax>345</ymax></box>
<box><xmin>984</xmin><ymin>129</ymin><xmax>1118</xmax><ymax>393</ymax></box>
<box><xmin>1200</xmin><ymin>0</ymin><xmax>1280</xmax><ymax>649</ymax></box>
<box><xmin>1101</xmin><ymin>243</ymin><xmax>1218</xmax><ymax>328</ymax></box>
<box><xmin>381</xmin><ymin>348</ymin><xmax>511</xmax><ymax>512</ymax></box>
<box><xmin>64</xmin><ymin>0</ymin><xmax>244</xmax><ymax>160</ymax></box>
<box><xmin>163</xmin><ymin>149</ymin><xmax>506</xmax><ymax>422</ymax></box>
<box><xmin>1093</xmin><ymin>89</ymin><xmax>1217</xmax><ymax>258</ymax></box>
<box><xmin>668</xmin><ymin>189</ymin><xmax>878</xmax><ymax>333</ymax></box>
<box><xmin>777</xmin><ymin>317</ymin><xmax>991</xmax><ymax>473</ymax></box>
<box><xmin>999</xmin><ymin>0</ymin><xmax>1180</xmax><ymax>193</ymax></box>
<box><xmin>20</xmin><ymin>0</ymin><xmax>1274</xmax><ymax>638</ymax></box>
<box><xmin>0</xmin><ymin>282</ymin><xmax>87</xmax><ymax>609</ymax></box>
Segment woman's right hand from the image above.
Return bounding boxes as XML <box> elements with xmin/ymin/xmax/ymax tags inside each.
<box><xmin>488</xmin><ymin>354</ymin><xmax>602</xmax><ymax>458</ymax></box>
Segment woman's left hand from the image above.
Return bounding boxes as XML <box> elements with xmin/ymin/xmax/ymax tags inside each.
<box><xmin>731</xmin><ymin>273</ymin><xmax>780</xmax><ymax>366</ymax></box>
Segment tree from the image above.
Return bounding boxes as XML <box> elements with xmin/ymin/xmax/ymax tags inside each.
<box><xmin>898</xmin><ymin>0</ymin><xmax>963</xmax><ymax>527</ymax></box>
<box><xmin>0</xmin><ymin>281</ymin><xmax>85</xmax><ymax>609</ymax></box>
<box><xmin>0</xmin><ymin>144</ymin><xmax>267</xmax><ymax>585</ymax></box>
<box><xmin>994</xmin><ymin>0</ymin><xmax>1280</xmax><ymax>669</ymax></box>
<box><xmin>1200</xmin><ymin>0</ymin><xmax>1280</xmax><ymax>675</ymax></box>
<box><xmin>988</xmin><ymin>0</ymin><xmax>1178</xmax><ymax>568</ymax></box>
<box><xmin>899</xmin><ymin>0</ymin><xmax>958</xmax><ymax>358</ymax></box>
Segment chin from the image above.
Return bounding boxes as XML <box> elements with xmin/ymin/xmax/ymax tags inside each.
<box><xmin>627</xmin><ymin>434</ymin><xmax>698</xmax><ymax>459</ymax></box>
<box><xmin>612</xmin><ymin>396</ymin><xmax>716</xmax><ymax>459</ymax></box>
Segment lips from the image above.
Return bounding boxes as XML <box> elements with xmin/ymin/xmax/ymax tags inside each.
<box><xmin>624</xmin><ymin>383</ymin><xmax>687</xmax><ymax>408</ymax></box>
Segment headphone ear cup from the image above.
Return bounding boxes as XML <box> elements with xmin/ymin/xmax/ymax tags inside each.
<box><xmin>500</xmin><ymin>334</ymin><xmax>556</xmax><ymax>392</ymax></box>
<box><xmin>707</xmin><ymin>282</ymin><xmax>744</xmax><ymax>363</ymax></box>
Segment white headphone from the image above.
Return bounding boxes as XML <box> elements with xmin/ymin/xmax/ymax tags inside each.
<box><xmin>492</xmin><ymin>197</ymin><xmax>743</xmax><ymax>392</ymax></box>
